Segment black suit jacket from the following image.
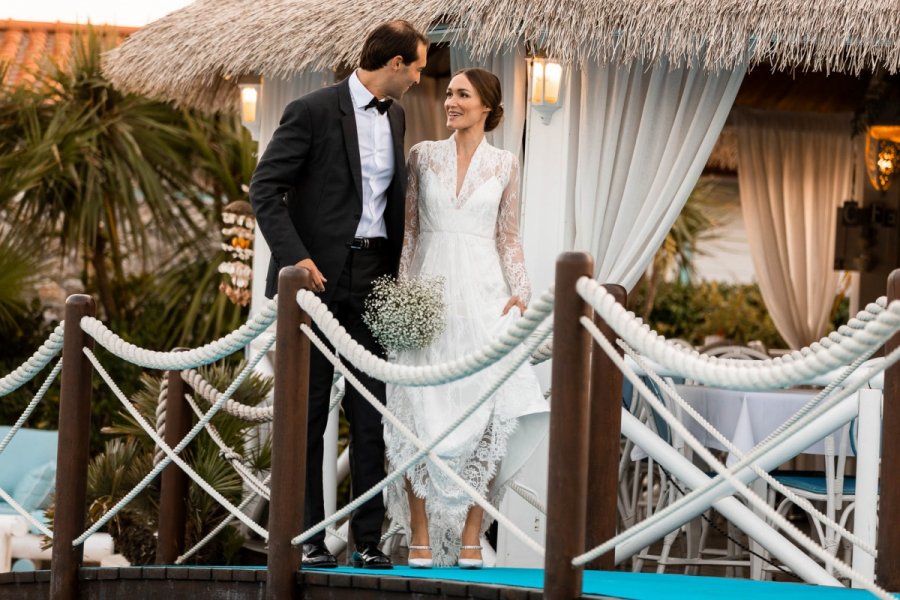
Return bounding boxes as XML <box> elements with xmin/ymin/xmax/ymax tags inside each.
<box><xmin>250</xmin><ymin>77</ymin><xmax>406</xmax><ymax>300</ymax></box>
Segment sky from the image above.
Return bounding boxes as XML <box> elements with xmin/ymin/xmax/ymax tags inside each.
<box><xmin>3</xmin><ymin>0</ymin><xmax>195</xmax><ymax>27</ymax></box>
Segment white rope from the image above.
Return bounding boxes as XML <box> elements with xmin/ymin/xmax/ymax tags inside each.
<box><xmin>577</xmin><ymin>277</ymin><xmax>900</xmax><ymax>390</ymax></box>
<box><xmin>574</xmin><ymin>316</ymin><xmax>895</xmax><ymax>600</ymax></box>
<box><xmin>381</xmin><ymin>521</ymin><xmax>403</xmax><ymax>544</ymax></box>
<box><xmin>176</xmin><ymin>473</ymin><xmax>271</xmax><ymax>565</ymax></box>
<box><xmin>294</xmin><ymin>286</ymin><xmax>554</xmax><ymax>386</ymax></box>
<box><xmin>0</xmin><ymin>358</ymin><xmax>63</xmax><ymax>537</ymax></box>
<box><xmin>73</xmin><ymin>338</ymin><xmax>275</xmax><ymax>546</ymax></box>
<box><xmin>182</xmin><ymin>393</ymin><xmax>272</xmax><ymax>500</ymax></box>
<box><xmin>153</xmin><ymin>378</ymin><xmax>168</xmax><ymax>466</ymax></box>
<box><xmin>80</xmin><ymin>299</ymin><xmax>277</xmax><ymax>371</ymax></box>
<box><xmin>507</xmin><ymin>480</ymin><xmax>546</xmax><ymax>514</ymax></box>
<box><xmin>0</xmin><ymin>322</ymin><xmax>64</xmax><ymax>397</ymax></box>
<box><xmin>623</xmin><ymin>342</ymin><xmax>875</xmax><ymax>557</ymax></box>
<box><xmin>181</xmin><ymin>369</ymin><xmax>273</xmax><ymax>422</ymax></box>
<box><xmin>290</xmin><ymin>320</ymin><xmax>551</xmax><ymax>559</ymax></box>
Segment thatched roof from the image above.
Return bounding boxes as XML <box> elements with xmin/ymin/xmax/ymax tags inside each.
<box><xmin>103</xmin><ymin>0</ymin><xmax>900</xmax><ymax>113</ymax></box>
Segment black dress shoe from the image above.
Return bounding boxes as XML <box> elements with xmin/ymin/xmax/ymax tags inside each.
<box><xmin>350</xmin><ymin>542</ymin><xmax>393</xmax><ymax>569</ymax></box>
<box><xmin>302</xmin><ymin>543</ymin><xmax>337</xmax><ymax>568</ymax></box>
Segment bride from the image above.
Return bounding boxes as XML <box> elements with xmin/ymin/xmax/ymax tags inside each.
<box><xmin>384</xmin><ymin>68</ymin><xmax>549</xmax><ymax>568</ymax></box>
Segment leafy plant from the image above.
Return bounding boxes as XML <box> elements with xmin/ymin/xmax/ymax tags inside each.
<box><xmin>630</xmin><ymin>280</ymin><xmax>788</xmax><ymax>349</ymax></box>
<box><xmin>86</xmin><ymin>363</ymin><xmax>273</xmax><ymax>565</ymax></box>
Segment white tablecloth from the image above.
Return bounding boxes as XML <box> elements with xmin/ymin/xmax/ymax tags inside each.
<box><xmin>672</xmin><ymin>384</ymin><xmax>847</xmax><ymax>463</ymax></box>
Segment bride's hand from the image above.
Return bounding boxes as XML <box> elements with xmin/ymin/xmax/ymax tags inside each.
<box><xmin>501</xmin><ymin>296</ymin><xmax>525</xmax><ymax>316</ymax></box>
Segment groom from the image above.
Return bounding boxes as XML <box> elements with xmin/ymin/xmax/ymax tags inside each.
<box><xmin>250</xmin><ymin>20</ymin><xmax>428</xmax><ymax>569</ymax></box>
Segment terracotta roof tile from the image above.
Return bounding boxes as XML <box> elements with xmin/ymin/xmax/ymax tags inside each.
<box><xmin>0</xmin><ymin>20</ymin><xmax>137</xmax><ymax>87</ymax></box>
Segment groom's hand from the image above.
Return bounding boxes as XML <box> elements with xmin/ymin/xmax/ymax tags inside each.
<box><xmin>295</xmin><ymin>258</ymin><xmax>327</xmax><ymax>293</ymax></box>
<box><xmin>501</xmin><ymin>296</ymin><xmax>525</xmax><ymax>316</ymax></box>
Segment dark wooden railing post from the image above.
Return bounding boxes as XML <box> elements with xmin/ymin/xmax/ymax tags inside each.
<box><xmin>544</xmin><ymin>252</ymin><xmax>594</xmax><ymax>599</ymax></box>
<box><xmin>585</xmin><ymin>284</ymin><xmax>626</xmax><ymax>571</ymax></box>
<box><xmin>877</xmin><ymin>269</ymin><xmax>900</xmax><ymax>589</ymax></box>
<box><xmin>155</xmin><ymin>350</ymin><xmax>191</xmax><ymax>564</ymax></box>
<box><xmin>267</xmin><ymin>266</ymin><xmax>312</xmax><ymax>600</ymax></box>
<box><xmin>50</xmin><ymin>294</ymin><xmax>95</xmax><ymax>600</ymax></box>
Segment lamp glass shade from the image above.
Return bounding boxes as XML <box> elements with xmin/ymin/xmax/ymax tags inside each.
<box><xmin>240</xmin><ymin>85</ymin><xmax>259</xmax><ymax>124</ymax></box>
<box><xmin>543</xmin><ymin>62</ymin><xmax>562</xmax><ymax>104</ymax></box>
<box><xmin>866</xmin><ymin>127</ymin><xmax>900</xmax><ymax>192</ymax></box>
<box><xmin>530</xmin><ymin>60</ymin><xmax>545</xmax><ymax>104</ymax></box>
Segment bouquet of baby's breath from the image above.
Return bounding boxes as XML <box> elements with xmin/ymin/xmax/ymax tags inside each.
<box><xmin>363</xmin><ymin>274</ymin><xmax>446</xmax><ymax>352</ymax></box>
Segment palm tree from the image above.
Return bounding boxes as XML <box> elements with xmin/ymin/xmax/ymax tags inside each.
<box><xmin>0</xmin><ymin>28</ymin><xmax>210</xmax><ymax>321</ymax></box>
<box><xmin>638</xmin><ymin>179</ymin><xmax>725</xmax><ymax>318</ymax></box>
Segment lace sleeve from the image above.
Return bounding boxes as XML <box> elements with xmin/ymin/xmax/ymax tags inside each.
<box><xmin>495</xmin><ymin>153</ymin><xmax>531</xmax><ymax>304</ymax></box>
<box><xmin>398</xmin><ymin>146</ymin><xmax>420</xmax><ymax>281</ymax></box>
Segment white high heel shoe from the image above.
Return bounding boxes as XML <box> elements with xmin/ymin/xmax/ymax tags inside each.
<box><xmin>408</xmin><ymin>545</ymin><xmax>433</xmax><ymax>569</ymax></box>
<box><xmin>458</xmin><ymin>545</ymin><xmax>483</xmax><ymax>569</ymax></box>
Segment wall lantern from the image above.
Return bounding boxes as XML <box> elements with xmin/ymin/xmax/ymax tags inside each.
<box><xmin>865</xmin><ymin>125</ymin><xmax>900</xmax><ymax>192</ymax></box>
<box><xmin>237</xmin><ymin>75</ymin><xmax>262</xmax><ymax>140</ymax></box>
<box><xmin>527</xmin><ymin>54</ymin><xmax>563</xmax><ymax>125</ymax></box>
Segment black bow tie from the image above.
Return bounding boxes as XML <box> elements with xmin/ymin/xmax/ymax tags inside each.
<box><xmin>364</xmin><ymin>96</ymin><xmax>393</xmax><ymax>114</ymax></box>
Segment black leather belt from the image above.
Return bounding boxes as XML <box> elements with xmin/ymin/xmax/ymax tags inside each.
<box><xmin>346</xmin><ymin>237</ymin><xmax>388</xmax><ymax>251</ymax></box>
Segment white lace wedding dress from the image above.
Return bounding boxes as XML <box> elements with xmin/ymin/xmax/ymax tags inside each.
<box><xmin>384</xmin><ymin>134</ymin><xmax>549</xmax><ymax>566</ymax></box>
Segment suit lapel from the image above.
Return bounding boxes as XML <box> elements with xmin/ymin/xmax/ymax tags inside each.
<box><xmin>338</xmin><ymin>78</ymin><xmax>363</xmax><ymax>207</ymax></box>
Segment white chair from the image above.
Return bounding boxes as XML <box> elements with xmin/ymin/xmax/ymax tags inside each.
<box><xmin>765</xmin><ymin>422</ymin><xmax>856</xmax><ymax>578</ymax></box>
<box><xmin>686</xmin><ymin>345</ymin><xmax>769</xmax><ymax>576</ymax></box>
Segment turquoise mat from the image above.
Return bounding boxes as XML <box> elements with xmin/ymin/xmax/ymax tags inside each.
<box><xmin>312</xmin><ymin>566</ymin><xmax>900</xmax><ymax>599</ymax></box>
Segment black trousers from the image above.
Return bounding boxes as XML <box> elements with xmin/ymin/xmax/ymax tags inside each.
<box><xmin>304</xmin><ymin>246</ymin><xmax>390</xmax><ymax>546</ymax></box>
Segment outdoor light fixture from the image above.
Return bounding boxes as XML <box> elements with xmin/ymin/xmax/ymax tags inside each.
<box><xmin>865</xmin><ymin>125</ymin><xmax>900</xmax><ymax>192</ymax></box>
<box><xmin>237</xmin><ymin>75</ymin><xmax>262</xmax><ymax>140</ymax></box>
<box><xmin>528</xmin><ymin>54</ymin><xmax>563</xmax><ymax>125</ymax></box>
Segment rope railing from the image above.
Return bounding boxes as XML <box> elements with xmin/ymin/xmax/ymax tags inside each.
<box><xmin>577</xmin><ymin>277</ymin><xmax>900</xmax><ymax>390</ymax></box>
<box><xmin>26</xmin><ymin>259</ymin><xmax>900</xmax><ymax>600</ymax></box>
<box><xmin>80</xmin><ymin>299</ymin><xmax>277</xmax><ymax>371</ymax></box>
<box><xmin>0</xmin><ymin>322</ymin><xmax>64</xmax><ymax>397</ymax></box>
<box><xmin>294</xmin><ymin>286</ymin><xmax>554</xmax><ymax>387</ymax></box>
<box><xmin>72</xmin><ymin>335</ymin><xmax>275</xmax><ymax>546</ymax></box>
<box><xmin>576</xmin><ymin>315</ymin><xmax>897</xmax><ymax>600</ymax></box>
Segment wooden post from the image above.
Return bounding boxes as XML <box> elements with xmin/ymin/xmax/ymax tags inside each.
<box><xmin>155</xmin><ymin>350</ymin><xmax>191</xmax><ymax>564</ymax></box>
<box><xmin>267</xmin><ymin>267</ymin><xmax>312</xmax><ymax>600</ymax></box>
<box><xmin>876</xmin><ymin>269</ymin><xmax>900</xmax><ymax>589</ymax></box>
<box><xmin>544</xmin><ymin>252</ymin><xmax>594</xmax><ymax>599</ymax></box>
<box><xmin>585</xmin><ymin>284</ymin><xmax>626</xmax><ymax>571</ymax></box>
<box><xmin>50</xmin><ymin>294</ymin><xmax>95</xmax><ymax>600</ymax></box>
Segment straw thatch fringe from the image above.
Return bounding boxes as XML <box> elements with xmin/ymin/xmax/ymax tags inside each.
<box><xmin>103</xmin><ymin>0</ymin><xmax>900</xmax><ymax>113</ymax></box>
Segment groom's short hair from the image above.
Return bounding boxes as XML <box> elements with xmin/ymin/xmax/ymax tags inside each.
<box><xmin>359</xmin><ymin>20</ymin><xmax>428</xmax><ymax>70</ymax></box>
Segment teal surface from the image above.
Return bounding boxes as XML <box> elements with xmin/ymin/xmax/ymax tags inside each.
<box><xmin>313</xmin><ymin>566</ymin><xmax>900</xmax><ymax>600</ymax></box>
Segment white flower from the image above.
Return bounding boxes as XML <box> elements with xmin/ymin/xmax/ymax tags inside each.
<box><xmin>363</xmin><ymin>275</ymin><xmax>446</xmax><ymax>352</ymax></box>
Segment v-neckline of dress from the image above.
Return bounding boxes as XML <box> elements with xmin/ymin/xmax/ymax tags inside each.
<box><xmin>450</xmin><ymin>134</ymin><xmax>486</xmax><ymax>205</ymax></box>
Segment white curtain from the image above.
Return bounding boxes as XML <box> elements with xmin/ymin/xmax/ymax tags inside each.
<box><xmin>450</xmin><ymin>45</ymin><xmax>527</xmax><ymax>159</ymax></box>
<box><xmin>735</xmin><ymin>109</ymin><xmax>855</xmax><ymax>349</ymax></box>
<box><xmin>250</xmin><ymin>70</ymin><xmax>334</xmax><ymax>316</ymax></box>
<box><xmin>569</xmin><ymin>57</ymin><xmax>746</xmax><ymax>290</ymax></box>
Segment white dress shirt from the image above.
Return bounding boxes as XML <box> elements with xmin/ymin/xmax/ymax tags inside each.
<box><xmin>348</xmin><ymin>71</ymin><xmax>394</xmax><ymax>239</ymax></box>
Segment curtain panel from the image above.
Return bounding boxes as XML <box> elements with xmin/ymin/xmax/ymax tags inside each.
<box><xmin>735</xmin><ymin>109</ymin><xmax>855</xmax><ymax>349</ymax></box>
<box><xmin>569</xmin><ymin>57</ymin><xmax>746</xmax><ymax>290</ymax></box>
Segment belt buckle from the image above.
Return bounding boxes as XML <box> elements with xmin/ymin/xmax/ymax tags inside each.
<box><xmin>350</xmin><ymin>237</ymin><xmax>368</xmax><ymax>250</ymax></box>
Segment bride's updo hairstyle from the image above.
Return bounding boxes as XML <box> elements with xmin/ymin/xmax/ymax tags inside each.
<box><xmin>455</xmin><ymin>68</ymin><xmax>504</xmax><ymax>132</ymax></box>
